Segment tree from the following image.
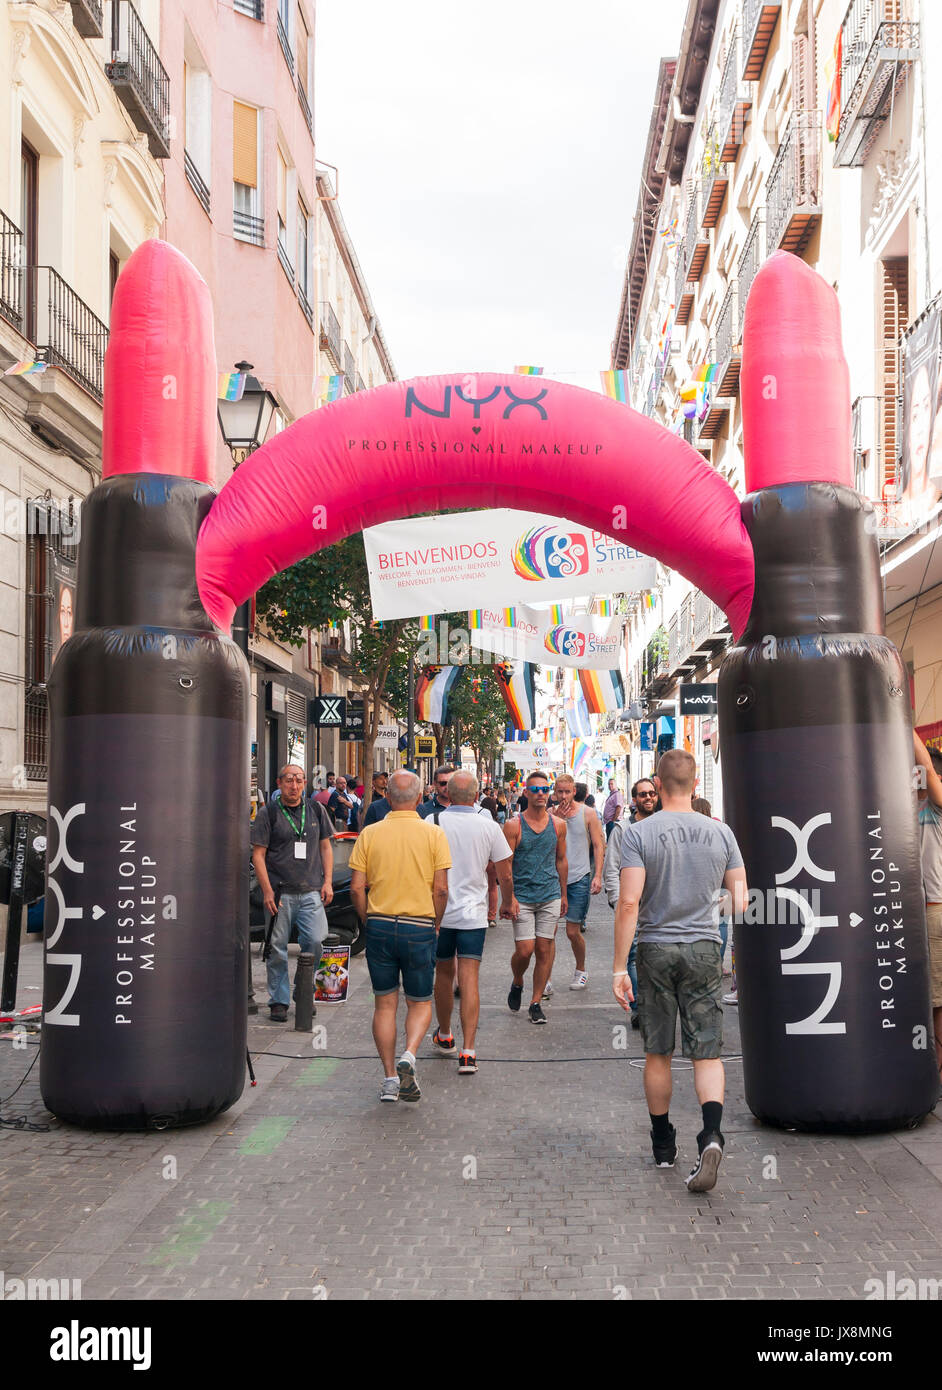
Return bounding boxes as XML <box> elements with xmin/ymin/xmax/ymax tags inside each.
<box><xmin>255</xmin><ymin>535</ymin><xmax>412</xmax><ymax>815</ymax></box>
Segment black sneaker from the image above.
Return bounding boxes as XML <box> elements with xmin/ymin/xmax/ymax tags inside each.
<box><xmin>685</xmin><ymin>1131</ymin><xmax>725</xmax><ymax>1192</ymax></box>
<box><xmin>432</xmin><ymin>1028</ymin><xmax>457</xmax><ymax>1055</ymax></box>
<box><xmin>528</xmin><ymin>1002</ymin><xmax>548</xmax><ymax>1025</ymax></box>
<box><xmin>269</xmin><ymin>1003</ymin><xmax>288</xmax><ymax>1024</ymax></box>
<box><xmin>508</xmin><ymin>982</ymin><xmax>523</xmax><ymax>1013</ymax></box>
<box><xmin>651</xmin><ymin>1124</ymin><xmax>677</xmax><ymax>1168</ymax></box>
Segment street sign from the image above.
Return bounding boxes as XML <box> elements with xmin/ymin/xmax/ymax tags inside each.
<box><xmin>414</xmin><ymin>736</ymin><xmax>436</xmax><ymax>757</ymax></box>
<box><xmin>340</xmin><ymin>699</ymin><xmax>364</xmax><ymax>743</ymax></box>
<box><xmin>312</xmin><ymin>695</ymin><xmax>345</xmax><ymax>727</ymax></box>
<box><xmin>375</xmin><ymin>725</ymin><xmax>399</xmax><ymax>746</ymax></box>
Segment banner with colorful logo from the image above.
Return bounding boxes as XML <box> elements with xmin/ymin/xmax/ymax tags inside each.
<box><xmin>467</xmin><ymin>600</ymin><xmax>623</xmax><ymax>669</ymax></box>
<box><xmin>362</xmin><ymin>509</ymin><xmax>657</xmax><ymax>620</ymax></box>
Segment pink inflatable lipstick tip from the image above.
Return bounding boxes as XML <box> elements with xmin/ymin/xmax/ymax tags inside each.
<box><xmin>102</xmin><ymin>240</ymin><xmax>216</xmax><ymax>486</ymax></box>
<box><xmin>741</xmin><ymin>250</ymin><xmax>853</xmax><ymax>495</ymax></box>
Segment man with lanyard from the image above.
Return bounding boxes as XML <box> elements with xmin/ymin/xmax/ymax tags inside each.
<box><xmin>251</xmin><ymin>764</ymin><xmax>334</xmax><ymax>1023</ymax></box>
<box><xmin>501</xmin><ymin>770</ymin><xmax>568</xmax><ymax>1024</ymax></box>
<box><xmin>553</xmin><ymin>772</ymin><xmax>605</xmax><ymax>990</ymax></box>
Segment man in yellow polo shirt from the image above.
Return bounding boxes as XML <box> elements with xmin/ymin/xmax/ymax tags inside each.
<box><xmin>350</xmin><ymin>769</ymin><xmax>451</xmax><ymax>1103</ymax></box>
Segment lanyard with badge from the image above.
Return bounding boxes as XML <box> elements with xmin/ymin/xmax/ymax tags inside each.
<box><xmin>279</xmin><ymin>801</ymin><xmax>308</xmax><ymax>860</ymax></box>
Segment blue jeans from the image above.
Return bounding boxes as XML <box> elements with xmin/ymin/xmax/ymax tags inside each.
<box><xmin>266</xmin><ymin>892</ymin><xmax>328</xmax><ymax>1006</ymax></box>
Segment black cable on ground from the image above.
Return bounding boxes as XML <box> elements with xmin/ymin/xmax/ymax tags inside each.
<box><xmin>0</xmin><ymin>1043</ymin><xmax>49</xmax><ymax>1131</ymax></box>
<box><xmin>252</xmin><ymin>1050</ymin><xmax>745</xmax><ymax>1065</ymax></box>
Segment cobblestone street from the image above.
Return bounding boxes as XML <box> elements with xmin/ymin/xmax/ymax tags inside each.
<box><xmin>3</xmin><ymin>894</ymin><xmax>942</xmax><ymax>1306</ymax></box>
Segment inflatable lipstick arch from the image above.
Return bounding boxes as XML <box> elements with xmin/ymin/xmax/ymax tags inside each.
<box><xmin>40</xmin><ymin>240</ymin><xmax>936</xmax><ymax>1131</ymax></box>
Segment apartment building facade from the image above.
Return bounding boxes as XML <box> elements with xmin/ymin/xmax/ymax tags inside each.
<box><xmin>0</xmin><ymin>0</ymin><xmax>169</xmax><ymax>819</ymax></box>
<box><xmin>613</xmin><ymin>0</ymin><xmax>940</xmax><ymax>802</ymax></box>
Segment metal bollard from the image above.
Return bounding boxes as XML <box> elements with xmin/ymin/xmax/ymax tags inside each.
<box><xmin>294</xmin><ymin>952</ymin><xmax>315</xmax><ymax>1032</ymax></box>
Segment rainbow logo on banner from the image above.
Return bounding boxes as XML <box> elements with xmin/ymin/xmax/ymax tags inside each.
<box><xmin>544</xmin><ymin>625</ymin><xmax>586</xmax><ymax>658</ymax></box>
<box><xmin>314</xmin><ymin>374</ymin><xmax>344</xmax><ymax>405</ymax></box>
<box><xmin>600</xmin><ymin>370</ymin><xmax>630</xmax><ymax>403</ymax></box>
<box><xmin>512</xmin><ymin>526</ymin><xmax>589</xmax><ymax>582</ymax></box>
<box><xmin>4</xmin><ymin>360</ymin><xmax>47</xmax><ymax>377</ymax></box>
<box><xmin>218</xmin><ymin>371</ymin><xmax>246</xmax><ymax>401</ymax></box>
<box><xmin>514</xmin><ymin>365</ymin><xmax>544</xmax><ymax>375</ymax></box>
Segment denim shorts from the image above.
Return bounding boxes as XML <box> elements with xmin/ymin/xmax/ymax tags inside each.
<box><xmin>565</xmin><ymin>873</ymin><xmax>592</xmax><ymax>925</ymax></box>
<box><xmin>436</xmin><ymin>926</ymin><xmax>487</xmax><ymax>961</ymax></box>
<box><xmin>365</xmin><ymin>915</ymin><xmax>437</xmax><ymax>1001</ymax></box>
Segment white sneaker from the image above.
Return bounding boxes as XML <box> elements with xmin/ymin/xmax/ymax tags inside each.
<box><xmin>380</xmin><ymin>1077</ymin><xmax>400</xmax><ymax>1102</ymax></box>
<box><xmin>543</xmin><ymin>980</ymin><xmax>554</xmax><ymax>999</ymax></box>
<box><xmin>569</xmin><ymin>970</ymin><xmax>588</xmax><ymax>990</ymax></box>
<box><xmin>723</xmin><ymin>990</ymin><xmax>738</xmax><ymax>1006</ymax></box>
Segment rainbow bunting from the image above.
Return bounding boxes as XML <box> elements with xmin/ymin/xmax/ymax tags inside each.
<box><xmin>502</xmin><ymin>607</ymin><xmax>516</xmax><ymax>627</ymax></box>
<box><xmin>327</xmin><ymin>618</ymin><xmax>342</xmax><ymax>631</ymax></box>
<box><xmin>4</xmin><ymin>359</ymin><xmax>47</xmax><ymax>377</ymax></box>
<box><xmin>659</xmin><ymin>217</ymin><xmax>679</xmax><ymax>239</ymax></box>
<box><xmin>419</xmin><ymin>615</ymin><xmax>435</xmax><ymax>631</ymax></box>
<box><xmin>693</xmin><ymin>362</ymin><xmax>719</xmax><ymax>384</ymax></box>
<box><xmin>595</xmin><ymin>598</ymin><xmax>611</xmax><ymax>617</ymax></box>
<box><xmin>514</xmin><ymin>365</ymin><xmax>544</xmax><ymax>375</ymax></box>
<box><xmin>547</xmin><ymin>603</ymin><xmax>564</xmax><ymax>624</ymax></box>
<box><xmin>218</xmin><ymin>371</ymin><xmax>246</xmax><ymax>401</ymax></box>
<box><xmin>600</xmin><ymin>370</ymin><xmax>630</xmax><ymax>403</ymax></box>
<box><xmin>468</xmin><ymin>610</ymin><xmax>483</xmax><ymax>629</ymax></box>
<box><xmin>314</xmin><ymin>373</ymin><xmax>343</xmax><ymax>405</ymax></box>
<box><xmin>370</xmin><ymin>619</ymin><xmax>385</xmax><ymax>629</ymax></box>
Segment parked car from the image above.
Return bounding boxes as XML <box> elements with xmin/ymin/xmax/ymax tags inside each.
<box><xmin>249</xmin><ymin>830</ymin><xmax>363</xmax><ymax>955</ymax></box>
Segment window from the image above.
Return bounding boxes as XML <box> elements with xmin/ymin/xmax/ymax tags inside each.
<box><xmin>184</xmin><ymin>40</ymin><xmax>212</xmax><ymax>215</ymax></box>
<box><xmin>879</xmin><ymin>257</ymin><xmax>909</xmax><ymax>489</ymax></box>
<box><xmin>296</xmin><ymin>199</ymin><xmax>311</xmax><ymax>321</ymax></box>
<box><xmin>233</xmin><ymin>101</ymin><xmax>263</xmax><ymax>244</ymax></box>
<box><xmin>24</xmin><ymin>500</ymin><xmax>79</xmax><ymax>781</ymax></box>
<box><xmin>276</xmin><ymin>148</ymin><xmax>293</xmax><ymax>281</ymax></box>
<box><xmin>109</xmin><ymin>251</ymin><xmax>120</xmax><ymax>307</ymax></box>
<box><xmin>21</xmin><ymin>139</ymin><xmax>38</xmax><ymax>341</ymax></box>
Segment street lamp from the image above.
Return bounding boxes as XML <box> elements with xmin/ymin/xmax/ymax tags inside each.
<box><xmin>216</xmin><ymin>361</ymin><xmax>279</xmax><ymax>464</ymax></box>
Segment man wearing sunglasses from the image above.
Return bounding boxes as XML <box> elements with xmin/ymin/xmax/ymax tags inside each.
<box><xmin>501</xmin><ymin>770</ymin><xmax>568</xmax><ymax>1024</ymax></box>
<box><xmin>604</xmin><ymin>778</ymin><xmax>659</xmax><ymax>1029</ymax></box>
<box><xmin>419</xmin><ymin>765</ymin><xmax>456</xmax><ymax>821</ymax></box>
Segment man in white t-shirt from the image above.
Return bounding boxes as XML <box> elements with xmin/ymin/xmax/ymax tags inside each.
<box><xmin>432</xmin><ymin>770</ymin><xmax>514</xmax><ymax>1073</ymax></box>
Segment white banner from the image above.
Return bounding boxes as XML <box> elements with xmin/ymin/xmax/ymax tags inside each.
<box><xmin>469</xmin><ymin>602</ymin><xmax>623</xmax><ymax>669</ymax></box>
<box><xmin>502</xmin><ymin>741</ymin><xmax>566</xmax><ymax>767</ymax></box>
<box><xmin>363</xmin><ymin>509</ymin><xmax>657</xmax><ymax>620</ymax></box>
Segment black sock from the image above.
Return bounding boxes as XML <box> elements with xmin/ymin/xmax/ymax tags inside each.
<box><xmin>701</xmin><ymin>1101</ymin><xmax>723</xmax><ymax>1135</ymax></box>
<box><xmin>649</xmin><ymin>1111</ymin><xmax>672</xmax><ymax>1141</ymax></box>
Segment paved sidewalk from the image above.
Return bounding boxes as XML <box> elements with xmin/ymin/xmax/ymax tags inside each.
<box><xmin>2</xmin><ymin>897</ymin><xmax>942</xmax><ymax>1300</ymax></box>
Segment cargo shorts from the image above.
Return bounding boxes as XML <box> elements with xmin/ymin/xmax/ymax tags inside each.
<box><xmin>636</xmin><ymin>940</ymin><xmax>724</xmax><ymax>1059</ymax></box>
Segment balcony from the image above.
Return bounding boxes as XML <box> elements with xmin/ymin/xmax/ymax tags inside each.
<box><xmin>714</xmin><ymin>281</ymin><xmax>741</xmax><ymax>396</ymax></box>
<box><xmin>853</xmin><ymin>393</ymin><xmax>901</xmax><ymax>500</ymax></box>
<box><xmin>276</xmin><ymin>10</ymin><xmax>293</xmax><ymax>73</ymax></box>
<box><xmin>319</xmin><ymin>302</ymin><xmax>342</xmax><ymax>367</ymax></box>
<box><xmin>343</xmin><ymin>343</ymin><xmax>356</xmax><ymax>395</ymax></box>
<box><xmin>717</xmin><ymin>26</ymin><xmax>752</xmax><ymax>162</ymax></box>
<box><xmin>321</xmin><ymin>628</ymin><xmax>355</xmax><ymax>674</ymax></box>
<box><xmin>0</xmin><ymin>211</ymin><xmax>24</xmax><ymax>332</ymax></box>
<box><xmin>675</xmin><ymin>240</ymin><xmax>694</xmax><ymax>327</ymax></box>
<box><xmin>699</xmin><ymin>136</ymin><xmax>730</xmax><ymax>229</ymax></box>
<box><xmin>767</xmin><ymin>112</ymin><xmax>822</xmax><ymax>255</ymax></box>
<box><xmin>298</xmin><ymin>78</ymin><xmax>313</xmax><ymax>138</ymax></box>
<box><xmin>276</xmin><ymin>225</ymin><xmax>294</xmax><ymax>285</ymax></box>
<box><xmin>106</xmin><ymin>2</ymin><xmax>171</xmax><ymax>159</ymax></box>
<box><xmin>737</xmin><ymin>212</ymin><xmax>765</xmax><ymax>340</ymax></box>
<box><xmin>683</xmin><ymin>197</ymin><xmax>709</xmax><ymax>283</ymax></box>
<box><xmin>234</xmin><ymin>0</ymin><xmax>264</xmax><ymax>16</ymax></box>
<box><xmin>641</xmin><ymin>627</ymin><xmax>670</xmax><ymax>694</ymax></box>
<box><xmin>30</xmin><ymin>266</ymin><xmax>109</xmax><ymax>402</ymax></box>
<box><xmin>742</xmin><ymin>0</ymin><xmax>781</xmax><ymax>80</ymax></box>
<box><xmin>234</xmin><ymin>209</ymin><xmax>264</xmax><ymax>246</ymax></box>
<box><xmin>69</xmin><ymin>0</ymin><xmax>103</xmax><ymax>38</ymax></box>
<box><xmin>184</xmin><ymin>151</ymin><xmax>210</xmax><ymax>217</ymax></box>
<box><xmin>834</xmin><ymin>0</ymin><xmax>919</xmax><ymax>168</ymax></box>
<box><xmin>298</xmin><ymin>283</ymin><xmax>313</xmax><ymax>328</ymax></box>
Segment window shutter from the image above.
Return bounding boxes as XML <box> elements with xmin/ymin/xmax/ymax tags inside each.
<box><xmin>879</xmin><ymin>258</ymin><xmax>909</xmax><ymax>488</ymax></box>
<box><xmin>791</xmin><ymin>34</ymin><xmax>811</xmax><ymax>111</ymax></box>
<box><xmin>233</xmin><ymin>102</ymin><xmax>257</xmax><ymax>187</ymax></box>
<box><xmin>286</xmin><ymin>690</ymin><xmax>306</xmax><ymax>726</ymax></box>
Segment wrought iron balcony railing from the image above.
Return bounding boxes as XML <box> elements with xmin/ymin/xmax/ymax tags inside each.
<box><xmin>234</xmin><ymin>0</ymin><xmax>264</xmax><ymax>17</ymax></box>
<box><xmin>0</xmin><ymin>210</ymin><xmax>24</xmax><ymax>332</ymax></box>
<box><xmin>835</xmin><ymin>0</ymin><xmax>919</xmax><ymax>167</ymax></box>
<box><xmin>234</xmin><ymin>209</ymin><xmax>265</xmax><ymax>245</ymax></box>
<box><xmin>343</xmin><ymin>344</ymin><xmax>356</xmax><ymax>394</ymax></box>
<box><xmin>298</xmin><ymin>283</ymin><xmax>313</xmax><ymax>328</ymax></box>
<box><xmin>70</xmin><ymin>0</ymin><xmax>103</xmax><ymax>38</ymax></box>
<box><xmin>767</xmin><ymin>111</ymin><xmax>822</xmax><ymax>255</ymax></box>
<box><xmin>184</xmin><ymin>150</ymin><xmax>210</xmax><ymax>217</ymax></box>
<box><xmin>700</xmin><ymin>130</ymin><xmax>730</xmax><ymax>228</ymax></box>
<box><xmin>298</xmin><ymin>79</ymin><xmax>313</xmax><ymax>138</ymax></box>
<box><xmin>717</xmin><ymin>25</ymin><xmax>751</xmax><ymax>161</ymax></box>
<box><xmin>683</xmin><ymin>195</ymin><xmax>708</xmax><ymax>282</ymax></box>
<box><xmin>276</xmin><ymin>11</ymin><xmax>294</xmax><ymax>72</ymax></box>
<box><xmin>675</xmin><ymin>238</ymin><xmax>693</xmax><ymax>325</ymax></box>
<box><xmin>742</xmin><ymin>0</ymin><xmax>781</xmax><ymax>80</ymax></box>
<box><xmin>30</xmin><ymin>266</ymin><xmax>109</xmax><ymax>402</ymax></box>
<box><xmin>852</xmin><ymin>393</ymin><xmax>902</xmax><ymax>497</ymax></box>
<box><xmin>714</xmin><ymin>281</ymin><xmax>741</xmax><ymax>395</ymax></box>
<box><xmin>737</xmin><ymin>212</ymin><xmax>765</xmax><ymax>340</ymax></box>
<box><xmin>106</xmin><ymin>1</ymin><xmax>171</xmax><ymax>159</ymax></box>
<box><xmin>319</xmin><ymin>302</ymin><xmax>342</xmax><ymax>366</ymax></box>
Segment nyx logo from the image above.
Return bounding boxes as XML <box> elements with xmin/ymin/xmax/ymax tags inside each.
<box><xmin>405</xmin><ymin>385</ymin><xmax>549</xmax><ymax>422</ymax></box>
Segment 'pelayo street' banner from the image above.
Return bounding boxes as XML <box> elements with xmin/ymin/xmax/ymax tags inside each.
<box><xmin>363</xmin><ymin>508</ymin><xmax>657</xmax><ymax>620</ymax></box>
<box><xmin>469</xmin><ymin>601</ymin><xmax>623</xmax><ymax>669</ymax></box>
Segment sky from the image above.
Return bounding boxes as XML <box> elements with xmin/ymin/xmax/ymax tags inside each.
<box><xmin>314</xmin><ymin>0</ymin><xmax>690</xmax><ymax>386</ymax></box>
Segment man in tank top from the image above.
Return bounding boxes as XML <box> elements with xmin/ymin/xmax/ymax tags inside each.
<box><xmin>552</xmin><ymin>773</ymin><xmax>606</xmax><ymax>990</ymax></box>
<box><xmin>500</xmin><ymin>770</ymin><xmax>568</xmax><ymax>1024</ymax></box>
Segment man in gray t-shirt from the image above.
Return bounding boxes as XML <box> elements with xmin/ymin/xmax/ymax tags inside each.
<box><xmin>613</xmin><ymin>749</ymin><xmax>746</xmax><ymax>1195</ymax></box>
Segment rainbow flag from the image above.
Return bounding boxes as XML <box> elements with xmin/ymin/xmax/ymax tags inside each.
<box><xmin>419</xmin><ymin>615</ymin><xmax>435</xmax><ymax>631</ymax></box>
<box><xmin>694</xmin><ymin>362</ymin><xmax>719</xmax><ymax>384</ymax></box>
<box><xmin>496</xmin><ymin>660</ymin><xmax>537</xmax><ymax>732</ymax></box>
<box><xmin>218</xmin><ymin>371</ymin><xmax>246</xmax><ymax>401</ymax></box>
<box><xmin>370</xmin><ymin>619</ymin><xmax>385</xmax><ymax>629</ymax></box>
<box><xmin>514</xmin><ymin>365</ymin><xmax>544</xmax><ymax>375</ymax></box>
<box><xmin>570</xmin><ymin>738</ymin><xmax>589</xmax><ymax>777</ymax></box>
<box><xmin>564</xmin><ymin>695</ymin><xmax>592</xmax><ymax>740</ymax></box>
<box><xmin>414</xmin><ymin>665</ymin><xmax>462</xmax><ymax>724</ymax></box>
<box><xmin>600</xmin><ymin>370</ymin><xmax>630</xmax><ymax>403</ymax></box>
<box><xmin>595</xmin><ymin>599</ymin><xmax>611</xmax><ymax>617</ymax></box>
<box><xmin>4</xmin><ymin>360</ymin><xmax>47</xmax><ymax>377</ymax></box>
<box><xmin>314</xmin><ymin>373</ymin><xmax>344</xmax><ymax>405</ymax></box>
<box><xmin>579</xmin><ymin>667</ymin><xmax>625</xmax><ymax>716</ymax></box>
<box><xmin>644</xmin><ymin>593</ymin><xmax>657</xmax><ymax>611</ymax></box>
<box><xmin>502</xmin><ymin>607</ymin><xmax>516</xmax><ymax>627</ymax></box>
<box><xmin>468</xmin><ymin>610</ymin><xmax>483</xmax><ymax>629</ymax></box>
<box><xmin>547</xmin><ymin>603</ymin><xmax>564</xmax><ymax>624</ymax></box>
<box><xmin>659</xmin><ymin>217</ymin><xmax>678</xmax><ymax>239</ymax></box>
<box><xmin>327</xmin><ymin>618</ymin><xmax>342</xmax><ymax>631</ymax></box>
<box><xmin>825</xmin><ymin>29</ymin><xmax>842</xmax><ymax>142</ymax></box>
